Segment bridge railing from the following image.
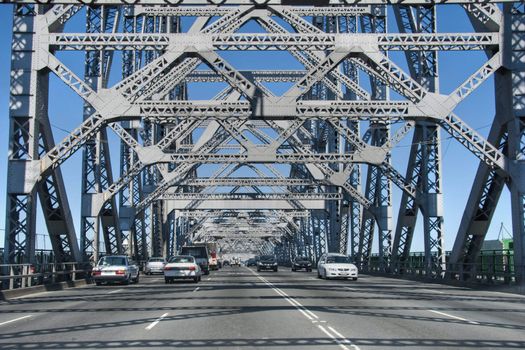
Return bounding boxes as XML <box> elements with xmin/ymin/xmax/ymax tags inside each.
<box><xmin>365</xmin><ymin>249</ymin><xmax>516</xmax><ymax>284</ymax></box>
<box><xmin>0</xmin><ymin>262</ymin><xmax>91</xmax><ymax>290</ymax></box>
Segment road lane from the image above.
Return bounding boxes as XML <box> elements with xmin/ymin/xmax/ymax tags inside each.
<box><xmin>256</xmin><ymin>267</ymin><xmax>525</xmax><ymax>349</ymax></box>
<box><xmin>0</xmin><ymin>267</ymin><xmax>523</xmax><ymax>349</ymax></box>
<box><xmin>0</xmin><ymin>268</ymin><xmax>351</xmax><ymax>349</ymax></box>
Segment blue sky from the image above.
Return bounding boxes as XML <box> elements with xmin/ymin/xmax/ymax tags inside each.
<box><xmin>0</xmin><ymin>5</ymin><xmax>514</xmax><ymax>253</ymax></box>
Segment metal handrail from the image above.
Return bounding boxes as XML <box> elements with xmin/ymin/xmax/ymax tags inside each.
<box><xmin>0</xmin><ymin>262</ymin><xmax>91</xmax><ymax>290</ymax></box>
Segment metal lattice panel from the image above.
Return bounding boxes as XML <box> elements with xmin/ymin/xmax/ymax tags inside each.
<box><xmin>2</xmin><ymin>1</ymin><xmax>524</xmax><ymax>287</ymax></box>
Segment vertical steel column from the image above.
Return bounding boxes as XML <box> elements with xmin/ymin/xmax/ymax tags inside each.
<box><xmin>392</xmin><ymin>4</ymin><xmax>445</xmax><ymax>277</ymax></box>
<box><xmin>504</xmin><ymin>3</ymin><xmax>525</xmax><ymax>286</ymax></box>
<box><xmin>339</xmin><ymin>14</ymin><xmax>361</xmax><ymax>256</ymax></box>
<box><xmin>358</xmin><ymin>6</ymin><xmax>393</xmax><ymax>272</ymax></box>
<box><xmin>80</xmin><ymin>6</ymin><xmax>122</xmax><ymax>263</ymax></box>
<box><xmin>449</xmin><ymin>5</ymin><xmax>521</xmax><ymax>282</ymax></box>
<box><xmin>120</xmin><ymin>7</ymin><xmax>147</xmax><ymax>261</ymax></box>
<box><xmin>163</xmin><ymin>209</ymin><xmax>176</xmax><ymax>258</ymax></box>
<box><xmin>4</xmin><ymin>5</ymin><xmax>38</xmax><ymax>265</ymax></box>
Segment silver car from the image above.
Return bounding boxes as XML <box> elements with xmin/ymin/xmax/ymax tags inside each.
<box><xmin>92</xmin><ymin>255</ymin><xmax>140</xmax><ymax>285</ymax></box>
<box><xmin>145</xmin><ymin>257</ymin><xmax>166</xmax><ymax>275</ymax></box>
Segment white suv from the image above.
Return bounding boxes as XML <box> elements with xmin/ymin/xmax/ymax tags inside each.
<box><xmin>317</xmin><ymin>253</ymin><xmax>358</xmax><ymax>280</ymax></box>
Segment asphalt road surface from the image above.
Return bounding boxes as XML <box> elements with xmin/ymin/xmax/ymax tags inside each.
<box><xmin>0</xmin><ymin>266</ymin><xmax>524</xmax><ymax>349</ymax></box>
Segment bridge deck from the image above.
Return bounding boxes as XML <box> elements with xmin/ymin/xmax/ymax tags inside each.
<box><xmin>0</xmin><ymin>268</ymin><xmax>524</xmax><ymax>349</ymax></box>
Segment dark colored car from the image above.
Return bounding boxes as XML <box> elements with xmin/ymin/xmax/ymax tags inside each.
<box><xmin>291</xmin><ymin>256</ymin><xmax>312</xmax><ymax>272</ymax></box>
<box><xmin>257</xmin><ymin>255</ymin><xmax>278</xmax><ymax>272</ymax></box>
<box><xmin>180</xmin><ymin>246</ymin><xmax>210</xmax><ymax>275</ymax></box>
<box><xmin>246</xmin><ymin>258</ymin><xmax>257</xmax><ymax>267</ymax></box>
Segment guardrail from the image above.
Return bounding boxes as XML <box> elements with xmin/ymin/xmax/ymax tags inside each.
<box><xmin>363</xmin><ymin>249</ymin><xmax>516</xmax><ymax>284</ymax></box>
<box><xmin>0</xmin><ymin>262</ymin><xmax>91</xmax><ymax>290</ymax></box>
<box><xmin>363</xmin><ymin>260</ymin><xmax>516</xmax><ymax>284</ymax></box>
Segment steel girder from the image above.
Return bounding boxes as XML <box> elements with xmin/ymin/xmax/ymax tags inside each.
<box><xmin>0</xmin><ymin>0</ymin><xmax>516</xmax><ymax>5</ymax></box>
<box><xmin>4</xmin><ymin>5</ymin><xmax>81</xmax><ymax>265</ymax></box>
<box><xmin>80</xmin><ymin>6</ymin><xmax>123</xmax><ymax>263</ymax></box>
<box><xmin>3</xmin><ymin>1</ymin><xmax>524</xmax><ymax>281</ymax></box>
<box><xmin>391</xmin><ymin>4</ymin><xmax>446</xmax><ymax>278</ymax></box>
<box><xmin>450</xmin><ymin>3</ymin><xmax>525</xmax><ymax>286</ymax></box>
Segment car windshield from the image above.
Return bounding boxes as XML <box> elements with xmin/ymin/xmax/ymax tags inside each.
<box><xmin>326</xmin><ymin>256</ymin><xmax>352</xmax><ymax>264</ymax></box>
<box><xmin>149</xmin><ymin>258</ymin><xmax>164</xmax><ymax>262</ymax></box>
<box><xmin>169</xmin><ymin>256</ymin><xmax>194</xmax><ymax>263</ymax></box>
<box><xmin>260</xmin><ymin>255</ymin><xmax>275</xmax><ymax>261</ymax></box>
<box><xmin>98</xmin><ymin>256</ymin><xmax>126</xmax><ymax>266</ymax></box>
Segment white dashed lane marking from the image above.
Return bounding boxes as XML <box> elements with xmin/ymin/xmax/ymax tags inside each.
<box><xmin>428</xmin><ymin>310</ymin><xmax>479</xmax><ymax>325</ymax></box>
<box><xmin>248</xmin><ymin>268</ymin><xmax>360</xmax><ymax>350</ymax></box>
<box><xmin>0</xmin><ymin>315</ymin><xmax>33</xmax><ymax>327</ymax></box>
<box><xmin>145</xmin><ymin>313</ymin><xmax>169</xmax><ymax>330</ymax></box>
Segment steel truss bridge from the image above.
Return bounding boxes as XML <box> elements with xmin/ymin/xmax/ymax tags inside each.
<box><xmin>2</xmin><ymin>0</ymin><xmax>524</xmax><ymax>285</ymax></box>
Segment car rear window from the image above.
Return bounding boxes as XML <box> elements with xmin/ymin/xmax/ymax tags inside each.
<box><xmin>169</xmin><ymin>256</ymin><xmax>195</xmax><ymax>263</ymax></box>
<box><xmin>99</xmin><ymin>256</ymin><xmax>126</xmax><ymax>266</ymax></box>
<box><xmin>149</xmin><ymin>258</ymin><xmax>164</xmax><ymax>262</ymax></box>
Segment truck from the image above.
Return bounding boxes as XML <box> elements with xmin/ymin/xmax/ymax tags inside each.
<box><xmin>193</xmin><ymin>242</ymin><xmax>219</xmax><ymax>271</ymax></box>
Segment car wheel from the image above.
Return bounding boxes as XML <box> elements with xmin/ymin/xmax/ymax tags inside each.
<box><xmin>317</xmin><ymin>271</ymin><xmax>322</xmax><ymax>279</ymax></box>
<box><xmin>193</xmin><ymin>277</ymin><xmax>199</xmax><ymax>283</ymax></box>
<box><xmin>291</xmin><ymin>268</ymin><xmax>295</xmax><ymax>272</ymax></box>
<box><xmin>123</xmin><ymin>276</ymin><xmax>130</xmax><ymax>285</ymax></box>
<box><xmin>352</xmin><ymin>277</ymin><xmax>358</xmax><ymax>281</ymax></box>
<box><xmin>198</xmin><ymin>276</ymin><xmax>202</xmax><ymax>281</ymax></box>
<box><xmin>307</xmin><ymin>269</ymin><xmax>312</xmax><ymax>272</ymax></box>
<box><xmin>135</xmin><ymin>274</ymin><xmax>140</xmax><ymax>284</ymax></box>
<box><xmin>274</xmin><ymin>268</ymin><xmax>278</xmax><ymax>272</ymax></box>
<box><xmin>95</xmin><ymin>281</ymin><xmax>102</xmax><ymax>286</ymax></box>
<box><xmin>164</xmin><ymin>277</ymin><xmax>169</xmax><ymax>284</ymax></box>
<box><xmin>257</xmin><ymin>268</ymin><xmax>260</xmax><ymax>272</ymax></box>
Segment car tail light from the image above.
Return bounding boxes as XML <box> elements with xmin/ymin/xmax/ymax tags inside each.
<box><xmin>189</xmin><ymin>266</ymin><xmax>196</xmax><ymax>271</ymax></box>
<box><xmin>92</xmin><ymin>270</ymin><xmax>101</xmax><ymax>276</ymax></box>
<box><xmin>164</xmin><ymin>266</ymin><xmax>171</xmax><ymax>271</ymax></box>
<box><xmin>116</xmin><ymin>270</ymin><xmax>126</xmax><ymax>275</ymax></box>
<box><xmin>29</xmin><ymin>265</ymin><xmax>36</xmax><ymax>274</ymax></box>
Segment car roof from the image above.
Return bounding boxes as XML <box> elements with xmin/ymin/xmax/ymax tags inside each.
<box><xmin>326</xmin><ymin>253</ymin><xmax>347</xmax><ymax>257</ymax></box>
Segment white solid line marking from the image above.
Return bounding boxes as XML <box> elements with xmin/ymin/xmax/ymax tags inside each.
<box><xmin>145</xmin><ymin>313</ymin><xmax>169</xmax><ymax>330</ymax></box>
<box><xmin>345</xmin><ymin>287</ymin><xmax>357</xmax><ymax>292</ymax></box>
<box><xmin>12</xmin><ymin>291</ymin><xmax>50</xmax><ymax>299</ymax></box>
<box><xmin>256</xmin><ymin>274</ymin><xmax>320</xmax><ymax>320</ymax></box>
<box><xmin>193</xmin><ymin>287</ymin><xmax>200</xmax><ymax>292</ymax></box>
<box><xmin>328</xmin><ymin>326</ymin><xmax>361</xmax><ymax>350</ymax></box>
<box><xmin>107</xmin><ymin>289</ymin><xmax>123</xmax><ymax>294</ymax></box>
<box><xmin>423</xmin><ymin>288</ymin><xmax>445</xmax><ymax>294</ymax></box>
<box><xmin>428</xmin><ymin>310</ymin><xmax>479</xmax><ymax>325</ymax></box>
<box><xmin>317</xmin><ymin>325</ymin><xmax>350</xmax><ymax>350</ymax></box>
<box><xmin>0</xmin><ymin>315</ymin><xmax>33</xmax><ymax>327</ymax></box>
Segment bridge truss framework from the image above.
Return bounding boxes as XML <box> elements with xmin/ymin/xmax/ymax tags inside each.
<box><xmin>3</xmin><ymin>0</ymin><xmax>525</xmax><ymax>285</ymax></box>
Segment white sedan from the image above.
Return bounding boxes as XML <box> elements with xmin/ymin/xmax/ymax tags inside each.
<box><xmin>164</xmin><ymin>255</ymin><xmax>202</xmax><ymax>283</ymax></box>
<box><xmin>317</xmin><ymin>253</ymin><xmax>358</xmax><ymax>280</ymax></box>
